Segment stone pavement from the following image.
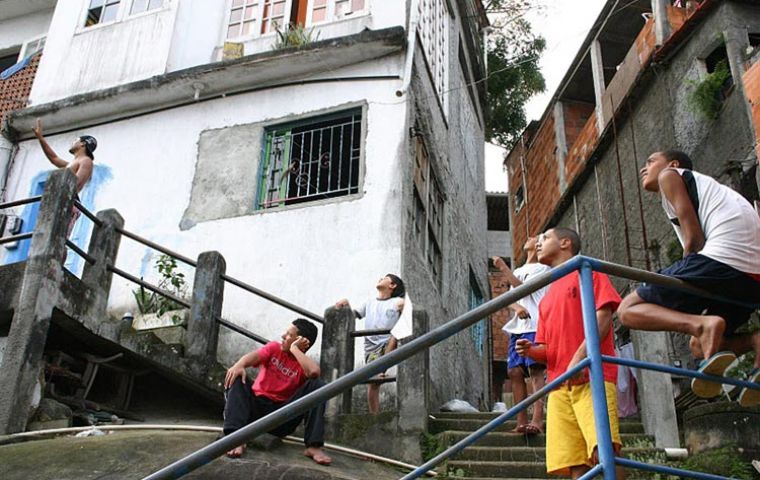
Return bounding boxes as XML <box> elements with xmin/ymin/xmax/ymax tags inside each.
<box><xmin>0</xmin><ymin>430</ymin><xmax>407</xmax><ymax>480</ymax></box>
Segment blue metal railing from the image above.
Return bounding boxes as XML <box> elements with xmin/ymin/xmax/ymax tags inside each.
<box><xmin>403</xmin><ymin>256</ymin><xmax>760</xmax><ymax>480</ymax></box>
<box><xmin>142</xmin><ymin>255</ymin><xmax>760</xmax><ymax>480</ymax></box>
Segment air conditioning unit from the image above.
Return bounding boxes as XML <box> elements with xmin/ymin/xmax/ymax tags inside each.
<box><xmin>2</xmin><ymin>214</ymin><xmax>23</xmax><ymax>249</ymax></box>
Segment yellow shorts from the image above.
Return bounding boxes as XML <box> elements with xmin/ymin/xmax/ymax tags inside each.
<box><xmin>545</xmin><ymin>381</ymin><xmax>622</xmax><ymax>476</ymax></box>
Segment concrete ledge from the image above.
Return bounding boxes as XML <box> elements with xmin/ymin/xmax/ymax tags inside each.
<box><xmin>5</xmin><ymin>27</ymin><xmax>406</xmax><ymax>139</ymax></box>
<box><xmin>683</xmin><ymin>401</ymin><xmax>760</xmax><ymax>456</ymax></box>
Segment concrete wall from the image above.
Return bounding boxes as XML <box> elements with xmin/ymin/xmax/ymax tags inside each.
<box><xmin>0</xmin><ymin>8</ymin><xmax>53</xmax><ymax>56</ymax></box>
<box><xmin>554</xmin><ymin>1</ymin><xmax>760</xmax><ymax>369</ymax></box>
<box><xmin>486</xmin><ymin>230</ymin><xmax>510</xmax><ymax>258</ymax></box>
<box><xmin>400</xmin><ymin>0</ymin><xmax>490</xmax><ymax>409</ymax></box>
<box><xmin>29</xmin><ymin>0</ymin><xmax>406</xmax><ymax>104</ymax></box>
<box><xmin>5</xmin><ymin>58</ymin><xmax>408</xmax><ymax>364</ymax></box>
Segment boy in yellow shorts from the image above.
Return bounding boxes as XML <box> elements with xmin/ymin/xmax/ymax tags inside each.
<box><xmin>516</xmin><ymin>228</ymin><xmax>625</xmax><ymax>479</ymax></box>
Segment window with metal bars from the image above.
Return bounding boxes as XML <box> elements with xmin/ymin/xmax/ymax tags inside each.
<box><xmin>85</xmin><ymin>0</ymin><xmax>121</xmax><ymax>26</ymax></box>
<box><xmin>256</xmin><ymin>109</ymin><xmax>362</xmax><ymax>210</ymax></box>
<box><xmin>417</xmin><ymin>0</ymin><xmax>449</xmax><ymax>111</ymax></box>
<box><xmin>413</xmin><ymin>134</ymin><xmax>444</xmax><ymax>286</ymax></box>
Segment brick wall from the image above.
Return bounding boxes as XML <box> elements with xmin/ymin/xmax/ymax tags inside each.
<box><xmin>743</xmin><ymin>59</ymin><xmax>760</xmax><ymax>159</ymax></box>
<box><xmin>0</xmin><ymin>53</ymin><xmax>41</xmax><ymax>125</ymax></box>
<box><xmin>488</xmin><ymin>270</ymin><xmax>510</xmax><ymax>361</ymax></box>
<box><xmin>506</xmin><ymin>115</ymin><xmax>559</xmax><ymax>263</ymax></box>
<box><xmin>565</xmin><ymin>110</ymin><xmax>599</xmax><ymax>186</ymax></box>
<box><xmin>563</xmin><ymin>101</ymin><xmax>594</xmax><ymax>151</ymax></box>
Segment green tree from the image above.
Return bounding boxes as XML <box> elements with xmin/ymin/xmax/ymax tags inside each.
<box><xmin>484</xmin><ymin>0</ymin><xmax>546</xmax><ymax>149</ymax></box>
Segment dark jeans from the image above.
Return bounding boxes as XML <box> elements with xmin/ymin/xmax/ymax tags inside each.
<box><xmin>223</xmin><ymin>377</ymin><xmax>327</xmax><ymax>447</ymax></box>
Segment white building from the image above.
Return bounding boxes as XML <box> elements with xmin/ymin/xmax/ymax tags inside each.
<box><xmin>0</xmin><ymin>0</ymin><xmax>490</xmax><ymax>407</ymax></box>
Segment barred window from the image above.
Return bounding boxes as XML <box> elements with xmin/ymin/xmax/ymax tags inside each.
<box><xmin>413</xmin><ymin>135</ymin><xmax>444</xmax><ymax>285</ymax></box>
<box><xmin>85</xmin><ymin>0</ymin><xmax>121</xmax><ymax>27</ymax></box>
<box><xmin>418</xmin><ymin>0</ymin><xmax>449</xmax><ymax>110</ymax></box>
<box><xmin>257</xmin><ymin>110</ymin><xmax>362</xmax><ymax>210</ymax></box>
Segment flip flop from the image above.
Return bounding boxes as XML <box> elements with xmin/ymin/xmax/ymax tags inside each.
<box><xmin>738</xmin><ymin>368</ymin><xmax>760</xmax><ymax>408</ymax></box>
<box><xmin>691</xmin><ymin>351</ymin><xmax>736</xmax><ymax>398</ymax></box>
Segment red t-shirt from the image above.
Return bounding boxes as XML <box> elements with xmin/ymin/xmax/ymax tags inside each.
<box><xmin>252</xmin><ymin>342</ymin><xmax>306</xmax><ymax>402</ymax></box>
<box><xmin>535</xmin><ymin>271</ymin><xmax>621</xmax><ymax>385</ymax></box>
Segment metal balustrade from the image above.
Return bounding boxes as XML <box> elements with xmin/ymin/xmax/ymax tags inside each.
<box><xmin>142</xmin><ymin>255</ymin><xmax>760</xmax><ymax>480</ymax></box>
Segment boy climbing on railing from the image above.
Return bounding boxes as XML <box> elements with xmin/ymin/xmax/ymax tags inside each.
<box><xmin>335</xmin><ymin>274</ymin><xmax>406</xmax><ymax>415</ymax></box>
<box><xmin>618</xmin><ymin>150</ymin><xmax>760</xmax><ymax>407</ymax></box>
<box><xmin>491</xmin><ymin>236</ymin><xmax>549</xmax><ymax>435</ymax></box>
<box><xmin>516</xmin><ymin>228</ymin><xmax>626</xmax><ymax>480</ymax></box>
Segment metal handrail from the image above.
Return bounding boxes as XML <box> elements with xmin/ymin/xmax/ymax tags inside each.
<box><xmin>400</xmin><ymin>258</ymin><xmax>760</xmax><ymax>480</ymax></box>
<box><xmin>0</xmin><ymin>232</ymin><xmax>33</xmax><ymax>245</ymax></box>
<box><xmin>115</xmin><ymin>226</ymin><xmax>198</xmax><ymax>267</ymax></box>
<box><xmin>0</xmin><ymin>195</ymin><xmax>42</xmax><ymax>210</ymax></box>
<box><xmin>143</xmin><ymin>254</ymin><xmax>760</xmax><ymax>480</ymax></box>
<box><xmin>142</xmin><ymin>254</ymin><xmax>572</xmax><ymax>480</ymax></box>
<box><xmin>402</xmin><ymin>358</ymin><xmax>592</xmax><ymax>480</ymax></box>
<box><xmin>107</xmin><ymin>264</ymin><xmax>191</xmax><ymax>309</ymax></box>
<box><xmin>65</xmin><ymin>240</ymin><xmax>96</xmax><ymax>265</ymax></box>
<box><xmin>113</xmin><ymin>226</ymin><xmax>322</xmax><ymax>324</ymax></box>
<box><xmin>73</xmin><ymin>200</ymin><xmax>103</xmax><ymax>228</ymax></box>
<box><xmin>351</xmin><ymin>328</ymin><xmax>391</xmax><ymax>337</ymax></box>
<box><xmin>215</xmin><ymin>316</ymin><xmax>270</xmax><ymax>345</ymax></box>
<box><xmin>220</xmin><ymin>273</ymin><xmax>324</xmax><ymax>324</ymax></box>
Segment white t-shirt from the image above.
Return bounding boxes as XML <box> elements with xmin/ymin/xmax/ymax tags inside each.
<box><xmin>662</xmin><ymin>169</ymin><xmax>760</xmax><ymax>274</ymax></box>
<box><xmin>501</xmin><ymin>262</ymin><xmax>551</xmax><ymax>334</ymax></box>
<box><xmin>356</xmin><ymin>297</ymin><xmax>402</xmax><ymax>353</ymax></box>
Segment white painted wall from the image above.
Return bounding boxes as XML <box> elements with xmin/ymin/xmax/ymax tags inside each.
<box><xmin>30</xmin><ymin>0</ymin><xmax>180</xmax><ymax>104</ymax></box>
<box><xmin>4</xmin><ymin>59</ymin><xmax>409</xmax><ymax>367</ymax></box>
<box><xmin>29</xmin><ymin>0</ymin><xmax>408</xmax><ymax>105</ymax></box>
<box><xmin>0</xmin><ymin>9</ymin><xmax>53</xmax><ymax>56</ymax></box>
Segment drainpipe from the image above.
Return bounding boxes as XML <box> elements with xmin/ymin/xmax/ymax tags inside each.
<box><xmin>0</xmin><ymin>134</ymin><xmax>16</xmax><ymax>203</ymax></box>
<box><xmin>396</xmin><ymin>0</ymin><xmax>421</xmax><ymax>97</ymax></box>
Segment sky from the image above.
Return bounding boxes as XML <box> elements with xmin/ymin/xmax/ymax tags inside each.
<box><xmin>484</xmin><ymin>0</ymin><xmax>608</xmax><ymax>192</ymax></box>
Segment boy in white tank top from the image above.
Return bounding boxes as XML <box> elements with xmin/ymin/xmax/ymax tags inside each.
<box><xmin>618</xmin><ymin>150</ymin><xmax>760</xmax><ymax>406</ymax></box>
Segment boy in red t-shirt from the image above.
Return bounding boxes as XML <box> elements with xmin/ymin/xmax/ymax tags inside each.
<box><xmin>516</xmin><ymin>228</ymin><xmax>625</xmax><ymax>479</ymax></box>
<box><xmin>222</xmin><ymin>318</ymin><xmax>331</xmax><ymax>465</ymax></box>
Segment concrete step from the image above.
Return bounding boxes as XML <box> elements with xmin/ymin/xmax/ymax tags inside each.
<box><xmin>432</xmin><ymin>411</ymin><xmax>642</xmax><ymax>422</ymax></box>
<box><xmin>446</xmin><ymin>460</ymin><xmax>553</xmax><ymax>478</ymax></box>
<box><xmin>439</xmin><ymin>431</ymin><xmax>653</xmax><ymax>448</ymax></box>
<box><xmin>429</xmin><ymin>418</ymin><xmax>645</xmax><ymax>434</ymax></box>
<box><xmin>452</xmin><ymin>446</ymin><xmax>663</xmax><ymax>462</ymax></box>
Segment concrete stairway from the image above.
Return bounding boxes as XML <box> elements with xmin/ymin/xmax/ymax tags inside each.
<box><xmin>429</xmin><ymin>412</ymin><xmax>660</xmax><ymax>479</ymax></box>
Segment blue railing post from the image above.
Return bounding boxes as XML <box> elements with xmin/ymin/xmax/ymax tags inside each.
<box><xmin>579</xmin><ymin>260</ymin><xmax>616</xmax><ymax>479</ymax></box>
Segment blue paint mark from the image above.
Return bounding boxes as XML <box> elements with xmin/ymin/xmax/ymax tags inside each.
<box><xmin>2</xmin><ymin>165</ymin><xmax>113</xmax><ymax>274</ymax></box>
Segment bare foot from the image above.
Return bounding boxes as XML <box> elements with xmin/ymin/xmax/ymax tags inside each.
<box><xmin>697</xmin><ymin>316</ymin><xmax>725</xmax><ymax>360</ymax></box>
<box><xmin>226</xmin><ymin>444</ymin><xmax>245</xmax><ymax>458</ymax></box>
<box><xmin>305</xmin><ymin>446</ymin><xmax>332</xmax><ymax>465</ymax></box>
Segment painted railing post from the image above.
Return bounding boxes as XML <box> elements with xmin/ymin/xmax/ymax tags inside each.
<box><xmin>186</xmin><ymin>251</ymin><xmax>226</xmax><ymax>362</ymax></box>
<box><xmin>579</xmin><ymin>260</ymin><xmax>616</xmax><ymax>479</ymax></box>
<box><xmin>320</xmin><ymin>305</ymin><xmax>355</xmax><ymax>415</ymax></box>
<box><xmin>0</xmin><ymin>169</ymin><xmax>77</xmax><ymax>434</ymax></box>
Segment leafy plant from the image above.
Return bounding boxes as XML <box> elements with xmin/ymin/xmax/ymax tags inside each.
<box><xmin>420</xmin><ymin>432</ymin><xmax>444</xmax><ymax>462</ymax></box>
<box><xmin>485</xmin><ymin>0</ymin><xmax>547</xmax><ymax>149</ymax></box>
<box><xmin>272</xmin><ymin>23</ymin><xmax>318</xmax><ymax>50</ymax></box>
<box><xmin>687</xmin><ymin>60</ymin><xmax>732</xmax><ymax>120</ymax></box>
<box><xmin>680</xmin><ymin>445</ymin><xmax>755</xmax><ymax>480</ymax></box>
<box><xmin>132</xmin><ymin>255</ymin><xmax>189</xmax><ymax>323</ymax></box>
